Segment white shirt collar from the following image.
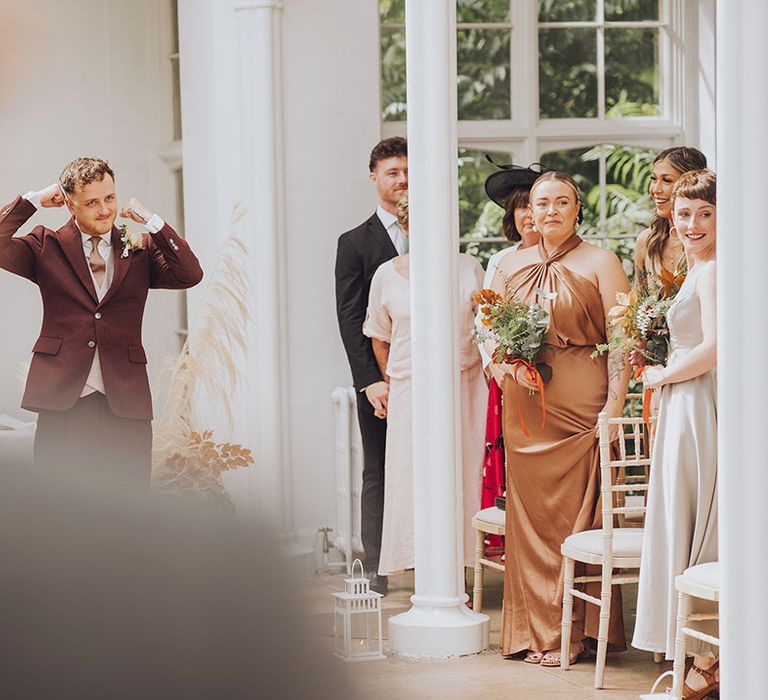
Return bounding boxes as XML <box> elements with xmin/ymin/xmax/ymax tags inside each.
<box><xmin>376</xmin><ymin>205</ymin><xmax>399</xmax><ymax>231</ymax></box>
<box><xmin>79</xmin><ymin>226</ymin><xmax>112</xmax><ymax>248</ymax></box>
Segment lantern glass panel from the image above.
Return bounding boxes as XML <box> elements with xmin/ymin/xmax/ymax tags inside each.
<box><xmin>348</xmin><ymin>608</ymin><xmax>381</xmax><ymax>658</ymax></box>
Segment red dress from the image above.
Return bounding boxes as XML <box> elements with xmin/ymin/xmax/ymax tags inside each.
<box><xmin>481</xmin><ymin>377</ymin><xmax>505</xmax><ymax>550</ymax></box>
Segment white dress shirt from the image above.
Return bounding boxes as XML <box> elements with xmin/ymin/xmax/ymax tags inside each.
<box><xmin>22</xmin><ymin>191</ymin><xmax>164</xmax><ymax>397</ymax></box>
<box><xmin>376</xmin><ymin>205</ymin><xmax>409</xmax><ymax>255</ymax></box>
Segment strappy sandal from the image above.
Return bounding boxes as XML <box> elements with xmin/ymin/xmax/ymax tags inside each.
<box><xmin>540</xmin><ymin>640</ymin><xmax>585</xmax><ymax>667</ymax></box>
<box><xmin>682</xmin><ymin>659</ymin><xmax>719</xmax><ymax>700</ymax></box>
<box><xmin>523</xmin><ymin>650</ymin><xmax>543</xmax><ymax>664</ymax></box>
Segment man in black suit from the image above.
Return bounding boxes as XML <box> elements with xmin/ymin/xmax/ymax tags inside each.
<box><xmin>335</xmin><ymin>137</ymin><xmax>408</xmax><ymax>593</ymax></box>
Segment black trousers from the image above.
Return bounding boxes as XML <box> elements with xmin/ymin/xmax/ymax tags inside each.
<box><xmin>356</xmin><ymin>391</ymin><xmax>387</xmax><ymax>573</ymax></box>
<box><xmin>34</xmin><ymin>392</ymin><xmax>152</xmax><ymax>491</ymax></box>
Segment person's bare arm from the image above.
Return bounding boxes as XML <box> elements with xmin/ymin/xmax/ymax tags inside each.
<box><xmin>368</xmin><ymin>339</ymin><xmax>391</xmax><ymax>419</ymax></box>
<box><xmin>597</xmin><ymin>250</ymin><xmax>632</xmax><ymax>436</ymax></box>
<box><xmin>633</xmin><ymin>228</ymin><xmax>650</xmax><ymax>293</ymax></box>
<box><xmin>371</xmin><ymin>339</ymin><xmax>390</xmax><ymax>385</ymax></box>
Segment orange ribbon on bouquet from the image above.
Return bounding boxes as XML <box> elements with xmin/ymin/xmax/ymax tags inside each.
<box><xmin>633</xmin><ymin>365</ymin><xmax>653</xmax><ymax>433</ymax></box>
<box><xmin>508</xmin><ymin>358</ymin><xmax>547</xmax><ymax>438</ymax></box>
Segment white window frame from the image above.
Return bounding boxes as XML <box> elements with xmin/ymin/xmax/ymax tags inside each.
<box><xmin>380</xmin><ymin>0</ymin><xmax>699</xmax><ymax>242</ymax></box>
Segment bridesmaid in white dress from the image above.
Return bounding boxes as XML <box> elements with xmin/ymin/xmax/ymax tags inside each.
<box><xmin>633</xmin><ymin>169</ymin><xmax>719</xmax><ymax>700</ymax></box>
<box><xmin>363</xmin><ymin>194</ymin><xmax>487</xmax><ymax>577</ymax></box>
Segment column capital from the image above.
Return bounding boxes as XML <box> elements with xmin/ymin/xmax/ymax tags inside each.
<box><xmin>234</xmin><ymin>1</ymin><xmax>283</xmax><ymax>13</ymax></box>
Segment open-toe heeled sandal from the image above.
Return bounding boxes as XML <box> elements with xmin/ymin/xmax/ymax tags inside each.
<box><xmin>540</xmin><ymin>640</ymin><xmax>585</xmax><ymax>667</ymax></box>
<box><xmin>682</xmin><ymin>659</ymin><xmax>719</xmax><ymax>700</ymax></box>
<box><xmin>523</xmin><ymin>651</ymin><xmax>543</xmax><ymax>664</ymax></box>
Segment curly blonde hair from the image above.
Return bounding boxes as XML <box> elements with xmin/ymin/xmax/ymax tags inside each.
<box><xmin>395</xmin><ymin>191</ymin><xmax>409</xmax><ymax>230</ymax></box>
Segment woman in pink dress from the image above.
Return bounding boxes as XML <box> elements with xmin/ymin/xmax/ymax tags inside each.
<box><xmin>363</xmin><ymin>194</ymin><xmax>487</xmax><ymax>577</ymax></box>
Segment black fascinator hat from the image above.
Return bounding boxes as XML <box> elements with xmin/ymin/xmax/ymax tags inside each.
<box><xmin>484</xmin><ymin>156</ymin><xmax>547</xmax><ymax>208</ymax></box>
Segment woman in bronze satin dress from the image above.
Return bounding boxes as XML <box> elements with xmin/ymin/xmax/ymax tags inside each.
<box><xmin>488</xmin><ymin>172</ymin><xmax>632</xmax><ymax>667</ymax></box>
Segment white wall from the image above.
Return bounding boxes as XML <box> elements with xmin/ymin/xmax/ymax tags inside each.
<box><xmin>179</xmin><ymin>0</ymin><xmax>382</xmax><ymax>537</ymax></box>
<box><xmin>0</xmin><ymin>0</ymin><xmax>184</xmax><ymax>420</ymax></box>
<box><xmin>281</xmin><ymin>0</ymin><xmax>382</xmax><ymax>535</ymax></box>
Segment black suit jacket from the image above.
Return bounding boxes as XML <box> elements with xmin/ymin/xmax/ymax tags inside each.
<box><xmin>335</xmin><ymin>213</ymin><xmax>398</xmax><ymax>391</ymax></box>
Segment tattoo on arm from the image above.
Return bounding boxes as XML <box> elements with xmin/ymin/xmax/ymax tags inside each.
<box><xmin>635</xmin><ymin>266</ymin><xmax>648</xmax><ymax>293</ymax></box>
<box><xmin>607</xmin><ymin>347</ymin><xmax>627</xmax><ymax>401</ymax></box>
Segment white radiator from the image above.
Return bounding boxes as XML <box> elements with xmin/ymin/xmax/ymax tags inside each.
<box><xmin>331</xmin><ymin>386</ymin><xmax>364</xmax><ymax>572</ymax></box>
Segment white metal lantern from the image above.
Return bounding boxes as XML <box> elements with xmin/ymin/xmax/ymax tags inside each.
<box><xmin>333</xmin><ymin>559</ymin><xmax>384</xmax><ymax>661</ymax></box>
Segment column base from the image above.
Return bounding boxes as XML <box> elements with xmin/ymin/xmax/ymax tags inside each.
<box><xmin>388</xmin><ymin>603</ymin><xmax>489</xmax><ymax>658</ymax></box>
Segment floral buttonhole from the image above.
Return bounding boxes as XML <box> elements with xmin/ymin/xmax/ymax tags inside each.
<box><xmin>119</xmin><ymin>224</ymin><xmax>146</xmax><ymax>258</ymax></box>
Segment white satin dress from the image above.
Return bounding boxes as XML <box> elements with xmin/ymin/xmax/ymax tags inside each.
<box><xmin>632</xmin><ymin>260</ymin><xmax>718</xmax><ymax>659</ymax></box>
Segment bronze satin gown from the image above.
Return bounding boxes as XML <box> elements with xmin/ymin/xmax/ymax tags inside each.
<box><xmin>500</xmin><ymin>234</ymin><xmax>626</xmax><ymax>655</ymax></box>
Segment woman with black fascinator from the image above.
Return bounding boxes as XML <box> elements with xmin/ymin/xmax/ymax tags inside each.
<box><xmin>476</xmin><ymin>162</ymin><xmax>542</xmax><ymax>542</ymax></box>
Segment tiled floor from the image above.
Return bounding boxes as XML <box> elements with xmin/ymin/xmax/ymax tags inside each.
<box><xmin>305</xmin><ymin>568</ymin><xmax>675</xmax><ymax>700</ymax></box>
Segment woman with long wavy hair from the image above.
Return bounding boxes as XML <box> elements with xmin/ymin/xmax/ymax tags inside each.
<box><xmin>634</xmin><ymin>147</ymin><xmax>707</xmax><ymax>292</ymax></box>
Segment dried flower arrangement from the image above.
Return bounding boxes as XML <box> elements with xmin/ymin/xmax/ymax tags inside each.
<box><xmin>152</xmin><ymin>207</ymin><xmax>254</xmax><ymax>510</ymax></box>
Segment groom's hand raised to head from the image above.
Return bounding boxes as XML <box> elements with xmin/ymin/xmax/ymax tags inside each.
<box><xmin>36</xmin><ymin>183</ymin><xmax>66</xmax><ymax>208</ymax></box>
<box><xmin>120</xmin><ymin>198</ymin><xmax>154</xmax><ymax>225</ymax></box>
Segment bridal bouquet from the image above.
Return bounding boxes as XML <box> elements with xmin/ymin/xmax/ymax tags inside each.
<box><xmin>475</xmin><ymin>287</ymin><xmax>550</xmax><ymax>361</ymax></box>
<box><xmin>593</xmin><ymin>267</ymin><xmax>685</xmax><ymax>375</ymax></box>
<box><xmin>474</xmin><ymin>288</ymin><xmax>551</xmax><ymax>434</ymax></box>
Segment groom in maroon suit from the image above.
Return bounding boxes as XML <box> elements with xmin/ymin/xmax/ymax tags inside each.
<box><xmin>0</xmin><ymin>157</ymin><xmax>203</xmax><ymax>488</ymax></box>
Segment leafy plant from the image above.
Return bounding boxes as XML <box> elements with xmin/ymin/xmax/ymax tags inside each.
<box><xmin>163</xmin><ymin>432</ymin><xmax>254</xmax><ymax>510</ymax></box>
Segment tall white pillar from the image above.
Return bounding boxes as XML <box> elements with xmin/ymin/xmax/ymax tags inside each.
<box><xmin>717</xmin><ymin>3</ymin><xmax>768</xmax><ymax>698</ymax></box>
<box><xmin>234</xmin><ymin>0</ymin><xmax>294</xmax><ymax>534</ymax></box>
<box><xmin>387</xmin><ymin>0</ymin><xmax>489</xmax><ymax>657</ymax></box>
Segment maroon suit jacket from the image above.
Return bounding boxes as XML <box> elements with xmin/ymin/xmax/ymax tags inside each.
<box><xmin>0</xmin><ymin>196</ymin><xmax>204</xmax><ymax>420</ymax></box>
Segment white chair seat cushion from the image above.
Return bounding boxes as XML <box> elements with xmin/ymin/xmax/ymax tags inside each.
<box><xmin>473</xmin><ymin>507</ymin><xmax>505</xmax><ymax>528</ymax></box>
<box><xmin>563</xmin><ymin>528</ymin><xmax>643</xmax><ymax>559</ymax></box>
<box><xmin>676</xmin><ymin>561</ymin><xmax>719</xmax><ymax>600</ymax></box>
<box><xmin>680</xmin><ymin>562</ymin><xmax>719</xmax><ymax>588</ymax></box>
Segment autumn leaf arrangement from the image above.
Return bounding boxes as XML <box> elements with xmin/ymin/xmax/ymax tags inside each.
<box><xmin>473</xmin><ymin>286</ymin><xmax>553</xmax><ymax>435</ymax></box>
<box><xmin>152</xmin><ymin>206</ymin><xmax>254</xmax><ymax>510</ymax></box>
<box><xmin>593</xmin><ymin>267</ymin><xmax>686</xmax><ymax>376</ymax></box>
<box><xmin>473</xmin><ymin>287</ymin><xmax>552</xmax><ymax>384</ymax></box>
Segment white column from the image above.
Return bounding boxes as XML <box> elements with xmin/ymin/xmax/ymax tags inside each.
<box><xmin>717</xmin><ymin>3</ymin><xmax>768</xmax><ymax>698</ymax></box>
<box><xmin>234</xmin><ymin>0</ymin><xmax>293</xmax><ymax>534</ymax></box>
<box><xmin>388</xmin><ymin>0</ymin><xmax>489</xmax><ymax>657</ymax></box>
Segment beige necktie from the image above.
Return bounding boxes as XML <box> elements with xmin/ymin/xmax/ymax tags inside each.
<box><xmin>89</xmin><ymin>236</ymin><xmax>106</xmax><ymax>288</ymax></box>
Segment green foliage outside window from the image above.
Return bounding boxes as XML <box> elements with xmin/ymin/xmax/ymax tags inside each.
<box><xmin>380</xmin><ymin>0</ymin><xmax>663</xmax><ymax>276</ymax></box>
<box><xmin>459</xmin><ymin>149</ymin><xmax>508</xmax><ymax>267</ymax></box>
<box><xmin>457</xmin><ymin>29</ymin><xmax>511</xmax><ymax>120</ymax></box>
